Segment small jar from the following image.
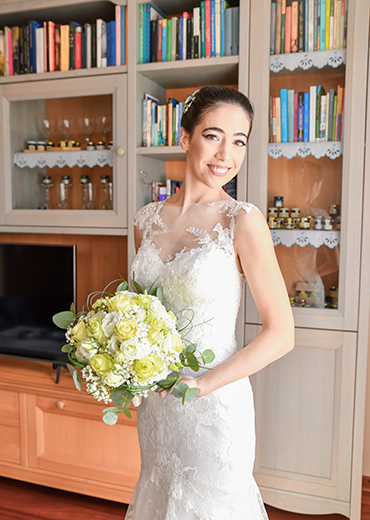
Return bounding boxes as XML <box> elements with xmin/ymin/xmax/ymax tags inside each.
<box><xmin>80</xmin><ymin>174</ymin><xmax>89</xmax><ymax>184</ymax></box>
<box><xmin>268</xmin><ymin>207</ymin><xmax>278</xmax><ymax>218</ymax></box>
<box><xmin>42</xmin><ymin>174</ymin><xmax>52</xmax><ymax>185</ymax></box>
<box><xmin>59</xmin><ymin>140</ymin><xmax>67</xmax><ymax>148</ymax></box>
<box><xmin>329</xmin><ymin>204</ymin><xmax>338</xmax><ymax>217</ymax></box>
<box><xmin>61</xmin><ymin>175</ymin><xmax>71</xmax><ymax>185</ymax></box>
<box><xmin>284</xmin><ymin>217</ymin><xmax>294</xmax><ymax>229</ymax></box>
<box><xmin>290</xmin><ymin>207</ymin><xmax>301</xmax><ymax>219</ymax></box>
<box><xmin>27</xmin><ymin>140</ymin><xmax>37</xmax><ymax>151</ymax></box>
<box><xmin>274</xmin><ymin>196</ymin><xmax>284</xmax><ymax>208</ymax></box>
<box><xmin>315</xmin><ymin>216</ymin><xmax>324</xmax><ymax>230</ymax></box>
<box><xmin>279</xmin><ymin>208</ymin><xmax>290</xmax><ymax>219</ymax></box>
<box><xmin>329</xmin><ymin>286</ymin><xmax>338</xmax><ymax>309</ymax></box>
<box><xmin>100</xmin><ymin>174</ymin><xmax>109</xmax><ymax>184</ymax></box>
<box><xmin>276</xmin><ymin>217</ymin><xmax>284</xmax><ymax>229</ymax></box>
<box><xmin>268</xmin><ymin>217</ymin><xmax>277</xmax><ymax>229</ymax></box>
<box><xmin>46</xmin><ymin>140</ymin><xmax>54</xmax><ymax>150</ymax></box>
<box><xmin>336</xmin><ymin>216</ymin><xmax>341</xmax><ymax>230</ymax></box>
<box><xmin>87</xmin><ymin>141</ymin><xmax>95</xmax><ymax>151</ymax></box>
<box><xmin>299</xmin><ymin>217</ymin><xmax>311</xmax><ymax>229</ymax></box>
<box><xmin>96</xmin><ymin>141</ymin><xmax>105</xmax><ymax>151</ymax></box>
<box><xmin>292</xmin><ymin>217</ymin><xmax>300</xmax><ymax>229</ymax></box>
<box><xmin>324</xmin><ymin>217</ymin><xmax>333</xmax><ymax>230</ymax></box>
<box><xmin>108</xmin><ymin>141</ymin><xmax>114</xmax><ymax>150</ymax></box>
<box><xmin>67</xmin><ymin>140</ymin><xmax>75</xmax><ymax>148</ymax></box>
<box><xmin>37</xmin><ymin>140</ymin><xmax>46</xmax><ymax>151</ymax></box>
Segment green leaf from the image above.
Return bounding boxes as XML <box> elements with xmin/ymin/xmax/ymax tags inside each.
<box><xmin>52</xmin><ymin>311</ymin><xmax>75</xmax><ymax>329</ymax></box>
<box><xmin>202</xmin><ymin>349</ymin><xmax>215</xmax><ymax>364</ymax></box>
<box><xmin>185</xmin><ymin>352</ymin><xmax>200</xmax><ymax>371</ymax></box>
<box><xmin>185</xmin><ymin>343</ymin><xmax>197</xmax><ymax>354</ymax></box>
<box><xmin>103</xmin><ymin>406</ymin><xmax>121</xmax><ymax>415</ymax></box>
<box><xmin>111</xmin><ymin>387</ymin><xmax>134</xmax><ymax>408</ymax></box>
<box><xmin>117</xmin><ymin>281</ymin><xmax>128</xmax><ymax>292</ymax></box>
<box><xmin>67</xmin><ymin>364</ymin><xmax>81</xmax><ymax>391</ymax></box>
<box><xmin>70</xmin><ymin>302</ymin><xmax>76</xmax><ymax>314</ymax></box>
<box><xmin>184</xmin><ymin>387</ymin><xmax>201</xmax><ymax>400</ymax></box>
<box><xmin>103</xmin><ymin>412</ymin><xmax>119</xmax><ymax>425</ymax></box>
<box><xmin>155</xmin><ymin>285</ymin><xmax>164</xmax><ymax>302</ymax></box>
<box><xmin>61</xmin><ymin>344</ymin><xmax>72</xmax><ymax>353</ymax></box>
<box><xmin>133</xmin><ymin>280</ymin><xmax>144</xmax><ymax>294</ymax></box>
<box><xmin>146</xmin><ymin>284</ymin><xmax>159</xmax><ymax>296</ymax></box>
<box><xmin>172</xmin><ymin>381</ymin><xmax>188</xmax><ymax>399</ymax></box>
<box><xmin>121</xmin><ymin>407</ymin><xmax>132</xmax><ymax>419</ymax></box>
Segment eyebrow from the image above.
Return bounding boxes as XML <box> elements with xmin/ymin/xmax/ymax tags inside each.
<box><xmin>202</xmin><ymin>126</ymin><xmax>248</xmax><ymax>139</ymax></box>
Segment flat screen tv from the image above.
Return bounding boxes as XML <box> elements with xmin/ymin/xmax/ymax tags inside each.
<box><xmin>0</xmin><ymin>243</ymin><xmax>76</xmax><ymax>364</ymax></box>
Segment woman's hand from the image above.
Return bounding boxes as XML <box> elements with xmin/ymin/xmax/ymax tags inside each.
<box><xmin>158</xmin><ymin>374</ymin><xmax>205</xmax><ymax>398</ymax></box>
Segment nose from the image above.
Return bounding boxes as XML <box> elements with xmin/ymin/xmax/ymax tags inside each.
<box><xmin>215</xmin><ymin>140</ymin><xmax>231</xmax><ymax>161</ymax></box>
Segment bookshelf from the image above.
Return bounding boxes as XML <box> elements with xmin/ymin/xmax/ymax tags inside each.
<box><xmin>247</xmin><ymin>1</ymin><xmax>370</xmax><ymax>519</ymax></box>
<box><xmin>0</xmin><ymin>1</ymin><xmax>368</xmax><ymax>519</ymax></box>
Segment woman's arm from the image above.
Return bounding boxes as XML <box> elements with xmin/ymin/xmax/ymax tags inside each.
<box><xmin>187</xmin><ymin>209</ymin><xmax>295</xmax><ymax>397</ymax></box>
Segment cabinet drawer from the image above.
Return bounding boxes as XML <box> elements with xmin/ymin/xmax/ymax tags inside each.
<box><xmin>0</xmin><ymin>389</ymin><xmax>20</xmax><ymax>464</ymax></box>
<box><xmin>26</xmin><ymin>394</ymin><xmax>140</xmax><ymax>489</ymax></box>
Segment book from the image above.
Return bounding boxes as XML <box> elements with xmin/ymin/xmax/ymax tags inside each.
<box><xmin>308</xmin><ymin>0</ymin><xmax>314</xmax><ymax>51</ymax></box>
<box><xmin>271</xmin><ymin>2</ymin><xmax>276</xmax><ymax>54</ymax></box>
<box><xmin>68</xmin><ymin>21</ymin><xmax>76</xmax><ymax>69</ymax></box>
<box><xmin>28</xmin><ymin>21</ymin><xmax>38</xmax><ymax>74</ymax></box>
<box><xmin>162</xmin><ymin>19</ymin><xmax>167</xmax><ymax>62</ymax></box>
<box><xmin>171</xmin><ymin>16</ymin><xmax>177</xmax><ymax>61</ymax></box>
<box><xmin>329</xmin><ymin>0</ymin><xmax>334</xmax><ymax>50</ymax></box>
<box><xmin>269</xmin><ymin>96</ymin><xmax>273</xmax><ymax>142</ymax></box>
<box><xmin>339</xmin><ymin>86</ymin><xmax>344</xmax><ymax>140</ymax></box>
<box><xmin>320</xmin><ymin>0</ymin><xmax>326</xmax><ymax>49</ymax></box>
<box><xmin>294</xmin><ymin>91</ymin><xmax>298</xmax><ymax>141</ymax></box>
<box><xmin>150</xmin><ymin>21</ymin><xmax>157</xmax><ymax>62</ymax></box>
<box><xmin>327</xmin><ymin>88</ymin><xmax>335</xmax><ymax>141</ymax></box>
<box><xmin>303</xmin><ymin>92</ymin><xmax>310</xmax><ymax>141</ymax></box>
<box><xmin>60</xmin><ymin>25</ymin><xmax>69</xmax><ymax>71</ymax></box>
<box><xmin>194</xmin><ymin>7</ymin><xmax>200</xmax><ymax>58</ymax></box>
<box><xmin>22</xmin><ymin>24</ymin><xmax>29</xmax><ymax>74</ymax></box>
<box><xmin>35</xmin><ymin>26</ymin><xmax>44</xmax><ymax>73</ymax></box>
<box><xmin>186</xmin><ymin>17</ymin><xmax>192</xmax><ymax>60</ymax></box>
<box><xmin>276</xmin><ymin>96</ymin><xmax>281</xmax><ymax>143</ymax></box>
<box><xmin>225</xmin><ymin>7</ymin><xmax>232</xmax><ymax>56</ymax></box>
<box><xmin>298</xmin><ymin>91</ymin><xmax>304</xmax><ymax>141</ymax></box>
<box><xmin>11</xmin><ymin>26</ymin><xmax>20</xmax><ymax>75</ymax></box>
<box><xmin>315</xmin><ymin>85</ymin><xmax>324</xmax><ymax>140</ymax></box>
<box><xmin>215</xmin><ymin>0</ymin><xmax>221</xmax><ymax>57</ymax></box>
<box><xmin>281</xmin><ymin>0</ymin><xmax>286</xmax><ymax>54</ymax></box>
<box><xmin>272</xmin><ymin>96</ymin><xmax>277</xmax><ymax>142</ymax></box>
<box><xmin>231</xmin><ymin>7</ymin><xmax>239</xmax><ymax>55</ymax></box>
<box><xmin>205</xmin><ymin>0</ymin><xmax>211</xmax><ymax>57</ymax></box>
<box><xmin>326</xmin><ymin>0</ymin><xmax>331</xmax><ymax>49</ymax></box>
<box><xmin>0</xmin><ymin>31</ymin><xmax>4</xmax><ymax>76</ymax></box>
<box><xmin>280</xmin><ymin>89</ymin><xmax>288</xmax><ymax>142</ymax></box>
<box><xmin>287</xmin><ymin>89</ymin><xmax>294</xmax><ymax>141</ymax></box>
<box><xmin>210</xmin><ymin>0</ymin><xmax>216</xmax><ymax>57</ymax></box>
<box><xmin>115</xmin><ymin>5</ymin><xmax>121</xmax><ymax>66</ymax></box>
<box><xmin>291</xmin><ymin>1</ymin><xmax>298</xmax><ymax>51</ymax></box>
<box><xmin>121</xmin><ymin>6</ymin><xmax>126</xmax><ymax>65</ymax></box>
<box><xmin>55</xmin><ymin>24</ymin><xmax>61</xmax><ymax>71</ymax></box>
<box><xmin>309</xmin><ymin>85</ymin><xmax>316</xmax><ymax>142</ymax></box>
<box><xmin>84</xmin><ymin>23</ymin><xmax>91</xmax><ymax>68</ymax></box>
<box><xmin>96</xmin><ymin>19</ymin><xmax>107</xmax><ymax>68</ymax></box>
<box><xmin>166</xmin><ymin>18</ymin><xmax>172</xmax><ymax>61</ymax></box>
<box><xmin>48</xmin><ymin>21</ymin><xmax>55</xmax><ymax>72</ymax></box>
<box><xmin>336</xmin><ymin>0</ymin><xmax>341</xmax><ymax>49</ymax></box>
<box><xmin>75</xmin><ymin>25</ymin><xmax>82</xmax><ymax>69</ymax></box>
<box><xmin>313</xmin><ymin>0</ymin><xmax>318</xmax><ymax>51</ymax></box>
<box><xmin>200</xmin><ymin>1</ymin><xmax>206</xmax><ymax>57</ymax></box>
<box><xmin>319</xmin><ymin>92</ymin><xmax>327</xmax><ymax>141</ymax></box>
<box><xmin>298</xmin><ymin>0</ymin><xmax>305</xmax><ymax>51</ymax></box>
<box><xmin>275</xmin><ymin>0</ymin><xmax>282</xmax><ymax>54</ymax></box>
<box><xmin>110</xmin><ymin>21</ymin><xmax>116</xmax><ymax>66</ymax></box>
<box><xmin>158</xmin><ymin>19</ymin><xmax>163</xmax><ymax>62</ymax></box>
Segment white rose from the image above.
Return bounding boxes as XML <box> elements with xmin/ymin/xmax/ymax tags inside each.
<box><xmin>149</xmin><ymin>299</ymin><xmax>167</xmax><ymax>318</ymax></box>
<box><xmin>108</xmin><ymin>335</ymin><xmax>122</xmax><ymax>354</ymax></box>
<box><xmin>102</xmin><ymin>372</ymin><xmax>124</xmax><ymax>387</ymax></box>
<box><xmin>121</xmin><ymin>339</ymin><xmax>141</xmax><ymax>360</ymax></box>
<box><xmin>75</xmin><ymin>341</ymin><xmax>98</xmax><ymax>361</ymax></box>
<box><xmin>134</xmin><ymin>307</ymin><xmax>147</xmax><ymax>323</ymax></box>
<box><xmin>102</xmin><ymin>311</ymin><xmax>120</xmax><ymax>337</ymax></box>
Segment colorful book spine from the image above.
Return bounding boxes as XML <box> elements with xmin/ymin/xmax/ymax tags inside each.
<box><xmin>121</xmin><ymin>6</ymin><xmax>126</xmax><ymax>65</ymax></box>
<box><xmin>200</xmin><ymin>1</ymin><xmax>206</xmax><ymax>57</ymax></box>
<box><xmin>320</xmin><ymin>0</ymin><xmax>326</xmax><ymax>49</ymax></box>
<box><xmin>281</xmin><ymin>0</ymin><xmax>286</xmax><ymax>54</ymax></box>
<box><xmin>210</xmin><ymin>0</ymin><xmax>216</xmax><ymax>57</ymax></box>
<box><xmin>303</xmin><ymin>92</ymin><xmax>310</xmax><ymax>141</ymax></box>
<box><xmin>291</xmin><ymin>1</ymin><xmax>298</xmax><ymax>51</ymax></box>
<box><xmin>287</xmin><ymin>89</ymin><xmax>295</xmax><ymax>142</ymax></box>
<box><xmin>215</xmin><ymin>0</ymin><xmax>221</xmax><ymax>57</ymax></box>
<box><xmin>194</xmin><ymin>7</ymin><xmax>200</xmax><ymax>58</ymax></box>
<box><xmin>309</xmin><ymin>85</ymin><xmax>316</xmax><ymax>141</ymax></box>
<box><xmin>272</xmin><ymin>97</ymin><xmax>277</xmax><ymax>142</ymax></box>
<box><xmin>276</xmin><ymin>96</ymin><xmax>281</xmax><ymax>143</ymax></box>
<box><xmin>271</xmin><ymin>2</ymin><xmax>276</xmax><ymax>54</ymax></box>
<box><xmin>75</xmin><ymin>25</ymin><xmax>81</xmax><ymax>69</ymax></box>
<box><xmin>294</xmin><ymin>91</ymin><xmax>298</xmax><ymax>141</ymax></box>
<box><xmin>298</xmin><ymin>0</ymin><xmax>305</xmax><ymax>51</ymax></box>
<box><xmin>298</xmin><ymin>92</ymin><xmax>304</xmax><ymax>141</ymax></box>
<box><xmin>275</xmin><ymin>0</ymin><xmax>282</xmax><ymax>54</ymax></box>
<box><xmin>205</xmin><ymin>0</ymin><xmax>211</xmax><ymax>57</ymax></box>
<box><xmin>280</xmin><ymin>88</ymin><xmax>288</xmax><ymax>142</ymax></box>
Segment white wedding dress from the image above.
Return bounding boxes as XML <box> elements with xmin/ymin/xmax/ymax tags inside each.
<box><xmin>126</xmin><ymin>199</ymin><xmax>269</xmax><ymax>520</ymax></box>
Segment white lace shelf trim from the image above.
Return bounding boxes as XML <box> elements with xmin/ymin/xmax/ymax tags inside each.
<box><xmin>14</xmin><ymin>150</ymin><xmax>113</xmax><ymax>169</ymax></box>
<box><xmin>268</xmin><ymin>141</ymin><xmax>342</xmax><ymax>159</ymax></box>
<box><xmin>270</xmin><ymin>229</ymin><xmax>340</xmax><ymax>249</ymax></box>
<box><xmin>270</xmin><ymin>49</ymin><xmax>346</xmax><ymax>73</ymax></box>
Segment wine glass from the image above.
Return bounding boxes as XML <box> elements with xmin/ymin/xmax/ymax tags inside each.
<box><xmin>58</xmin><ymin>118</ymin><xmax>74</xmax><ymax>141</ymax></box>
<box><xmin>38</xmin><ymin>118</ymin><xmax>54</xmax><ymax>140</ymax></box>
<box><xmin>78</xmin><ymin>116</ymin><xmax>95</xmax><ymax>147</ymax></box>
<box><xmin>96</xmin><ymin>115</ymin><xmax>112</xmax><ymax>144</ymax></box>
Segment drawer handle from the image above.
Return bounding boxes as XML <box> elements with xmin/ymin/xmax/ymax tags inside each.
<box><xmin>56</xmin><ymin>401</ymin><xmax>64</xmax><ymax>410</ymax></box>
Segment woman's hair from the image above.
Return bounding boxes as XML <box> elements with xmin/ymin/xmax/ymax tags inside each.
<box><xmin>181</xmin><ymin>85</ymin><xmax>254</xmax><ymax>139</ymax></box>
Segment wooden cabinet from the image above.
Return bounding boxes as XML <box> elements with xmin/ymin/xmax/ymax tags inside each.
<box><xmin>0</xmin><ymin>357</ymin><xmax>140</xmax><ymax>503</ymax></box>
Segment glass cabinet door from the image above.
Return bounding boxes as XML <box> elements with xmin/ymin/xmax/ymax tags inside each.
<box><xmin>247</xmin><ymin>0</ymin><xmax>368</xmax><ymax>332</ymax></box>
<box><xmin>0</xmin><ymin>74</ymin><xmax>127</xmax><ymax>231</ymax></box>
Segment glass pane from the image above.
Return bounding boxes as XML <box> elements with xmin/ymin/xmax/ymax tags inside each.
<box><xmin>11</xmin><ymin>93</ymin><xmax>113</xmax><ymax>210</ymax></box>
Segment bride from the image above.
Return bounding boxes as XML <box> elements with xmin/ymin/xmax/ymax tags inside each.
<box><xmin>126</xmin><ymin>85</ymin><xmax>294</xmax><ymax>520</ymax></box>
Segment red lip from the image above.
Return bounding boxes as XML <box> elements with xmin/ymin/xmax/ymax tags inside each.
<box><xmin>207</xmin><ymin>164</ymin><xmax>231</xmax><ymax>177</ymax></box>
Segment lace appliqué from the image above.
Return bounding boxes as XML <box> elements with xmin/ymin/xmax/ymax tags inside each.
<box><xmin>134</xmin><ymin>201</ymin><xmax>167</xmax><ymax>241</ymax></box>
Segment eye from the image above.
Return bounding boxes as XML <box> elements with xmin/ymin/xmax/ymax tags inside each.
<box><xmin>203</xmin><ymin>133</ymin><xmax>219</xmax><ymax>141</ymax></box>
<box><xmin>234</xmin><ymin>139</ymin><xmax>247</xmax><ymax>147</ymax></box>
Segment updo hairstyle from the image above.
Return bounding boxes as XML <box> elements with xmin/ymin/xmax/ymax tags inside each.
<box><xmin>181</xmin><ymin>85</ymin><xmax>255</xmax><ymax>139</ymax></box>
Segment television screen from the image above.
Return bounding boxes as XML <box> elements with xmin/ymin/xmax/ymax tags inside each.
<box><xmin>0</xmin><ymin>243</ymin><xmax>76</xmax><ymax>364</ymax></box>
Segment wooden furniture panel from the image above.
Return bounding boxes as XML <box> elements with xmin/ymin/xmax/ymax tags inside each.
<box><xmin>0</xmin><ymin>389</ymin><xmax>20</xmax><ymax>464</ymax></box>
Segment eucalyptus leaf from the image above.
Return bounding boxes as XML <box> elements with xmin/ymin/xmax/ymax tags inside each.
<box><xmin>70</xmin><ymin>302</ymin><xmax>76</xmax><ymax>315</ymax></box>
<box><xmin>172</xmin><ymin>381</ymin><xmax>188</xmax><ymax>399</ymax></box>
<box><xmin>185</xmin><ymin>343</ymin><xmax>197</xmax><ymax>354</ymax></box>
<box><xmin>67</xmin><ymin>364</ymin><xmax>82</xmax><ymax>391</ymax></box>
<box><xmin>185</xmin><ymin>352</ymin><xmax>200</xmax><ymax>371</ymax></box>
<box><xmin>103</xmin><ymin>412</ymin><xmax>119</xmax><ymax>425</ymax></box>
<box><xmin>184</xmin><ymin>387</ymin><xmax>201</xmax><ymax>400</ymax></box>
<box><xmin>117</xmin><ymin>281</ymin><xmax>128</xmax><ymax>292</ymax></box>
<box><xmin>155</xmin><ymin>285</ymin><xmax>164</xmax><ymax>302</ymax></box>
<box><xmin>111</xmin><ymin>388</ymin><xmax>134</xmax><ymax>407</ymax></box>
<box><xmin>52</xmin><ymin>311</ymin><xmax>75</xmax><ymax>329</ymax></box>
<box><xmin>202</xmin><ymin>349</ymin><xmax>215</xmax><ymax>364</ymax></box>
<box><xmin>147</xmin><ymin>284</ymin><xmax>159</xmax><ymax>296</ymax></box>
<box><xmin>103</xmin><ymin>406</ymin><xmax>121</xmax><ymax>415</ymax></box>
<box><xmin>61</xmin><ymin>344</ymin><xmax>72</xmax><ymax>353</ymax></box>
<box><xmin>121</xmin><ymin>407</ymin><xmax>132</xmax><ymax>419</ymax></box>
<box><xmin>133</xmin><ymin>280</ymin><xmax>144</xmax><ymax>294</ymax></box>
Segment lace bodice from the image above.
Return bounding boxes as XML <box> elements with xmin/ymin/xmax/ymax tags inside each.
<box><xmin>127</xmin><ymin>199</ymin><xmax>268</xmax><ymax>520</ymax></box>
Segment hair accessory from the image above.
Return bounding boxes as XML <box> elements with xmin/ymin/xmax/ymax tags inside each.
<box><xmin>183</xmin><ymin>88</ymin><xmax>200</xmax><ymax>114</ymax></box>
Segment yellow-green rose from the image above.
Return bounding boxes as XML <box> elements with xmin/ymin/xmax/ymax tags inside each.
<box><xmin>107</xmin><ymin>293</ymin><xmax>132</xmax><ymax>313</ymax></box>
<box><xmin>69</xmin><ymin>320</ymin><xmax>87</xmax><ymax>344</ymax></box>
<box><xmin>92</xmin><ymin>298</ymin><xmax>105</xmax><ymax>311</ymax></box>
<box><xmin>135</xmin><ymin>294</ymin><xmax>153</xmax><ymax>309</ymax></box>
<box><xmin>121</xmin><ymin>341</ymin><xmax>140</xmax><ymax>359</ymax></box>
<box><xmin>167</xmin><ymin>310</ymin><xmax>177</xmax><ymax>323</ymax></box>
<box><xmin>89</xmin><ymin>353</ymin><xmax>115</xmax><ymax>376</ymax></box>
<box><xmin>87</xmin><ymin>316</ymin><xmax>107</xmax><ymax>345</ymax></box>
<box><xmin>162</xmin><ymin>332</ymin><xmax>184</xmax><ymax>353</ymax></box>
<box><xmin>134</xmin><ymin>355</ymin><xmax>163</xmax><ymax>383</ymax></box>
<box><xmin>116</xmin><ymin>319</ymin><xmax>137</xmax><ymax>340</ymax></box>
<box><xmin>114</xmin><ymin>351</ymin><xmax>126</xmax><ymax>364</ymax></box>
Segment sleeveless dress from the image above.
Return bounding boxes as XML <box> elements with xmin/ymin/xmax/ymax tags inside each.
<box><xmin>126</xmin><ymin>199</ymin><xmax>269</xmax><ymax>520</ymax></box>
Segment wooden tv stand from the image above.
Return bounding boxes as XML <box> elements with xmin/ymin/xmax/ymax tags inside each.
<box><xmin>0</xmin><ymin>357</ymin><xmax>140</xmax><ymax>503</ymax></box>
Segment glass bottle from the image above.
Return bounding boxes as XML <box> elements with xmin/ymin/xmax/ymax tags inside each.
<box><xmin>39</xmin><ymin>175</ymin><xmax>53</xmax><ymax>209</ymax></box>
<box><xmin>57</xmin><ymin>175</ymin><xmax>72</xmax><ymax>209</ymax></box>
<box><xmin>80</xmin><ymin>174</ymin><xmax>95</xmax><ymax>210</ymax></box>
<box><xmin>100</xmin><ymin>174</ymin><xmax>113</xmax><ymax>210</ymax></box>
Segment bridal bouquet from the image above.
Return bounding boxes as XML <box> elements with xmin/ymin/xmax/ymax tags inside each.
<box><xmin>53</xmin><ymin>276</ymin><xmax>215</xmax><ymax>425</ymax></box>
